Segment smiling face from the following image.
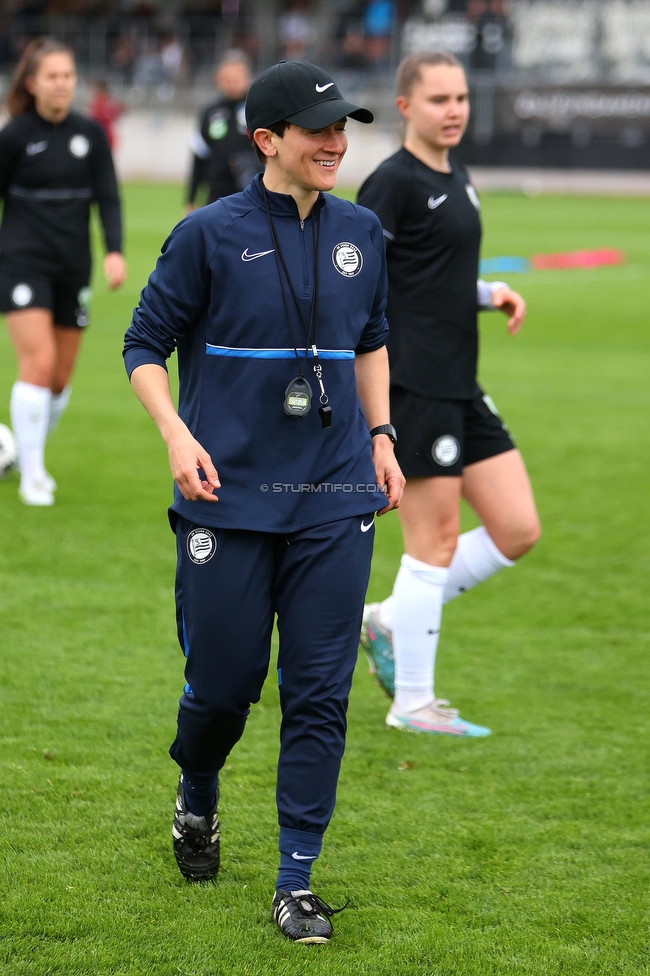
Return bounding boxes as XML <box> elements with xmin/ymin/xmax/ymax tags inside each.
<box><xmin>259</xmin><ymin>119</ymin><xmax>348</xmax><ymax>195</ymax></box>
<box><xmin>397</xmin><ymin>64</ymin><xmax>469</xmax><ymax>151</ymax></box>
<box><xmin>26</xmin><ymin>51</ymin><xmax>77</xmax><ymax>120</ymax></box>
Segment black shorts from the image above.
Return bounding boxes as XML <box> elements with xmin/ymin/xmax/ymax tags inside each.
<box><xmin>0</xmin><ymin>272</ymin><xmax>92</xmax><ymax>328</ymax></box>
<box><xmin>391</xmin><ymin>384</ymin><xmax>515</xmax><ymax>478</ymax></box>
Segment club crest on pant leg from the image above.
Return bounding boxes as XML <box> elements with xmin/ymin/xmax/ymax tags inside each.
<box><xmin>187</xmin><ymin>528</ymin><xmax>217</xmax><ymax>564</ymax></box>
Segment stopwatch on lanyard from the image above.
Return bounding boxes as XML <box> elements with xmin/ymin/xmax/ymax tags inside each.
<box><xmin>262</xmin><ymin>185</ymin><xmax>332</xmax><ymax>430</ymax></box>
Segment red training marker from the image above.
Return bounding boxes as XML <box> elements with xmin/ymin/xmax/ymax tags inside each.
<box><xmin>530</xmin><ymin>249</ymin><xmax>625</xmax><ymax>270</ymax></box>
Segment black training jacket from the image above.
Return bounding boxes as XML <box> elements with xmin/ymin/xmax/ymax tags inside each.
<box><xmin>0</xmin><ymin>109</ymin><xmax>122</xmax><ymax>277</ymax></box>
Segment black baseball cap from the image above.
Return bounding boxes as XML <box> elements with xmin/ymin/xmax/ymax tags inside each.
<box><xmin>245</xmin><ymin>60</ymin><xmax>374</xmax><ymax>134</ymax></box>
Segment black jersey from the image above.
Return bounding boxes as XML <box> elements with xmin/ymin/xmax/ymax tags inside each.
<box><xmin>0</xmin><ymin>109</ymin><xmax>122</xmax><ymax>278</ymax></box>
<box><xmin>357</xmin><ymin>148</ymin><xmax>482</xmax><ymax>400</ymax></box>
<box><xmin>186</xmin><ymin>97</ymin><xmax>262</xmax><ymax>205</ymax></box>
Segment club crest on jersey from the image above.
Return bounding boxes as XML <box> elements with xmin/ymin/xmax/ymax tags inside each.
<box><xmin>69</xmin><ymin>134</ymin><xmax>91</xmax><ymax>158</ymax></box>
<box><xmin>465</xmin><ymin>184</ymin><xmax>480</xmax><ymax>210</ymax></box>
<box><xmin>209</xmin><ymin>112</ymin><xmax>229</xmax><ymax>141</ymax></box>
<box><xmin>11</xmin><ymin>283</ymin><xmax>34</xmax><ymax>307</ymax></box>
<box><xmin>332</xmin><ymin>242</ymin><xmax>363</xmax><ymax>277</ymax></box>
<box><xmin>432</xmin><ymin>435</ymin><xmax>460</xmax><ymax>466</ymax></box>
<box><xmin>187</xmin><ymin>528</ymin><xmax>217</xmax><ymax>564</ymax></box>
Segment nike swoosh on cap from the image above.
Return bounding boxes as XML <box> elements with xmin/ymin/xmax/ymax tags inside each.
<box><xmin>315</xmin><ymin>82</ymin><xmax>334</xmax><ymax>93</ymax></box>
<box><xmin>291</xmin><ymin>852</ymin><xmax>318</xmax><ymax>860</ymax></box>
<box><xmin>428</xmin><ymin>194</ymin><xmax>448</xmax><ymax>210</ymax></box>
<box><xmin>241</xmin><ymin>248</ymin><xmax>275</xmax><ymax>262</ymax></box>
<box><xmin>360</xmin><ymin>519</ymin><xmax>374</xmax><ymax>532</ymax></box>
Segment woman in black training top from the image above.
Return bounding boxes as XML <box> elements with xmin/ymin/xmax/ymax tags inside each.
<box><xmin>0</xmin><ymin>37</ymin><xmax>126</xmax><ymax>506</ymax></box>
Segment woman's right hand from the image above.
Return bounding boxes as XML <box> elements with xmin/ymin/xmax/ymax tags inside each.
<box><xmin>165</xmin><ymin>426</ymin><xmax>220</xmax><ymax>502</ymax></box>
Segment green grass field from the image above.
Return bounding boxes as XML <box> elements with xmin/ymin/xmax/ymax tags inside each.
<box><xmin>1</xmin><ymin>185</ymin><xmax>649</xmax><ymax>976</ymax></box>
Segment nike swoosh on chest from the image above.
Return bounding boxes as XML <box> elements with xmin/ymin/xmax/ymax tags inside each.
<box><xmin>427</xmin><ymin>193</ymin><xmax>448</xmax><ymax>210</ymax></box>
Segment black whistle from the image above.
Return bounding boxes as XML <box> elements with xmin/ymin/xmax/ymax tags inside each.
<box><xmin>318</xmin><ymin>405</ymin><xmax>332</xmax><ymax>429</ymax></box>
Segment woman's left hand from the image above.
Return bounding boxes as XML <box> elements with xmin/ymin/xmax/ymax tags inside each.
<box><xmin>491</xmin><ymin>286</ymin><xmax>526</xmax><ymax>335</ymax></box>
<box><xmin>104</xmin><ymin>251</ymin><xmax>127</xmax><ymax>290</ymax></box>
<box><xmin>373</xmin><ymin>436</ymin><xmax>406</xmax><ymax>515</ymax></box>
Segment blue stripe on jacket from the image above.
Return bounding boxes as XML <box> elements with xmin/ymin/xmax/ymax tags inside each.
<box><xmin>205</xmin><ymin>345</ymin><xmax>355</xmax><ymax>360</ymax></box>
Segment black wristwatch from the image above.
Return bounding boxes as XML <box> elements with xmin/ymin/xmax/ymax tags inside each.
<box><xmin>370</xmin><ymin>423</ymin><xmax>397</xmax><ymax>444</ymax></box>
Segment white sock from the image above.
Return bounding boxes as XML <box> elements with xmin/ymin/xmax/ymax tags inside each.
<box><xmin>47</xmin><ymin>385</ymin><xmax>71</xmax><ymax>437</ymax></box>
<box><xmin>443</xmin><ymin>526</ymin><xmax>514</xmax><ymax>604</ymax></box>
<box><xmin>10</xmin><ymin>381</ymin><xmax>51</xmax><ymax>484</ymax></box>
<box><xmin>392</xmin><ymin>553</ymin><xmax>449</xmax><ymax>714</ymax></box>
<box><xmin>378</xmin><ymin>527</ymin><xmax>514</xmax><ymax>627</ymax></box>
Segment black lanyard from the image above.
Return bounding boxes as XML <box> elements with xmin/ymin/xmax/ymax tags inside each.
<box><xmin>262</xmin><ymin>184</ymin><xmax>332</xmax><ymax>428</ymax></box>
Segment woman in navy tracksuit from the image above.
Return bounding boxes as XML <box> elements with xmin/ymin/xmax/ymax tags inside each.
<box><xmin>123</xmin><ymin>60</ymin><xmax>404</xmax><ymax>943</ymax></box>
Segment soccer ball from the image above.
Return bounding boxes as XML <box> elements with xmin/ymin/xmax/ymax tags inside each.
<box><xmin>0</xmin><ymin>423</ymin><xmax>17</xmax><ymax>478</ymax></box>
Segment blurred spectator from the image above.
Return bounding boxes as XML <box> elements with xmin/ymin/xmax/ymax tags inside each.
<box><xmin>160</xmin><ymin>33</ymin><xmax>187</xmax><ymax>82</ymax></box>
<box><xmin>222</xmin><ymin>0</ymin><xmax>240</xmax><ymax>20</ymax></box>
<box><xmin>364</xmin><ymin>0</ymin><xmax>396</xmax><ymax>66</ymax></box>
<box><xmin>279</xmin><ymin>2</ymin><xmax>313</xmax><ymax>61</ymax></box>
<box><xmin>87</xmin><ymin>79</ymin><xmax>124</xmax><ymax>149</ymax></box>
<box><xmin>341</xmin><ymin>27</ymin><xmax>368</xmax><ymax>68</ymax></box>
<box><xmin>112</xmin><ymin>33</ymin><xmax>136</xmax><ymax>78</ymax></box>
<box><xmin>186</xmin><ymin>49</ymin><xmax>262</xmax><ymax>210</ymax></box>
<box><xmin>133</xmin><ymin>35</ymin><xmax>164</xmax><ymax>85</ymax></box>
<box><xmin>0</xmin><ymin>8</ymin><xmax>10</xmax><ymax>70</ymax></box>
<box><xmin>469</xmin><ymin>0</ymin><xmax>509</xmax><ymax>72</ymax></box>
<box><xmin>11</xmin><ymin>0</ymin><xmax>47</xmax><ymax>17</ymax></box>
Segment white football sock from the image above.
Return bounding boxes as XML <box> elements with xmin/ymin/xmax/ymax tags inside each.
<box><xmin>377</xmin><ymin>596</ymin><xmax>394</xmax><ymax>631</ymax></box>
<box><xmin>10</xmin><ymin>381</ymin><xmax>51</xmax><ymax>484</ymax></box>
<box><xmin>392</xmin><ymin>553</ymin><xmax>448</xmax><ymax>713</ymax></box>
<box><xmin>47</xmin><ymin>385</ymin><xmax>71</xmax><ymax>437</ymax></box>
<box><xmin>443</xmin><ymin>526</ymin><xmax>514</xmax><ymax>604</ymax></box>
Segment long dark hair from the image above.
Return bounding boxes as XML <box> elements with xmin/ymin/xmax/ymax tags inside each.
<box><xmin>5</xmin><ymin>37</ymin><xmax>75</xmax><ymax>118</ymax></box>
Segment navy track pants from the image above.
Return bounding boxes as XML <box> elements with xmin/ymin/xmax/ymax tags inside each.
<box><xmin>170</xmin><ymin>512</ymin><xmax>375</xmax><ymax>835</ymax></box>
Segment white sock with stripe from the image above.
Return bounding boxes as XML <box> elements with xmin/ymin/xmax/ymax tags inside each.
<box><xmin>392</xmin><ymin>553</ymin><xmax>448</xmax><ymax>714</ymax></box>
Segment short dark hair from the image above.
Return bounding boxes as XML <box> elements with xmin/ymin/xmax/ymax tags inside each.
<box><xmin>252</xmin><ymin>119</ymin><xmax>290</xmax><ymax>163</ymax></box>
<box><xmin>396</xmin><ymin>51</ymin><xmax>464</xmax><ymax>98</ymax></box>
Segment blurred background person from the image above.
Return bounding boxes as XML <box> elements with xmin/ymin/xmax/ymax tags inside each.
<box><xmin>160</xmin><ymin>33</ymin><xmax>187</xmax><ymax>84</ymax></box>
<box><xmin>0</xmin><ymin>37</ymin><xmax>126</xmax><ymax>506</ymax></box>
<box><xmin>364</xmin><ymin>0</ymin><xmax>396</xmax><ymax>68</ymax></box>
<box><xmin>87</xmin><ymin>78</ymin><xmax>124</xmax><ymax>151</ymax></box>
<box><xmin>278</xmin><ymin>1</ymin><xmax>313</xmax><ymax>61</ymax></box>
<box><xmin>185</xmin><ymin>48</ymin><xmax>261</xmax><ymax>211</ymax></box>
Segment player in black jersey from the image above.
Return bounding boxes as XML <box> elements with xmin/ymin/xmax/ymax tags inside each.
<box><xmin>0</xmin><ymin>38</ymin><xmax>125</xmax><ymax>506</ymax></box>
<box><xmin>358</xmin><ymin>51</ymin><xmax>540</xmax><ymax>736</ymax></box>
<box><xmin>185</xmin><ymin>49</ymin><xmax>262</xmax><ymax>210</ymax></box>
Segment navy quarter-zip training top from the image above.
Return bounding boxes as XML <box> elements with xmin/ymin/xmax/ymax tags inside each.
<box><xmin>123</xmin><ymin>173</ymin><xmax>389</xmax><ymax>532</ymax></box>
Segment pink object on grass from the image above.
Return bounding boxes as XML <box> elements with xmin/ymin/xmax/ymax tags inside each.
<box><xmin>530</xmin><ymin>249</ymin><xmax>625</xmax><ymax>270</ymax></box>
